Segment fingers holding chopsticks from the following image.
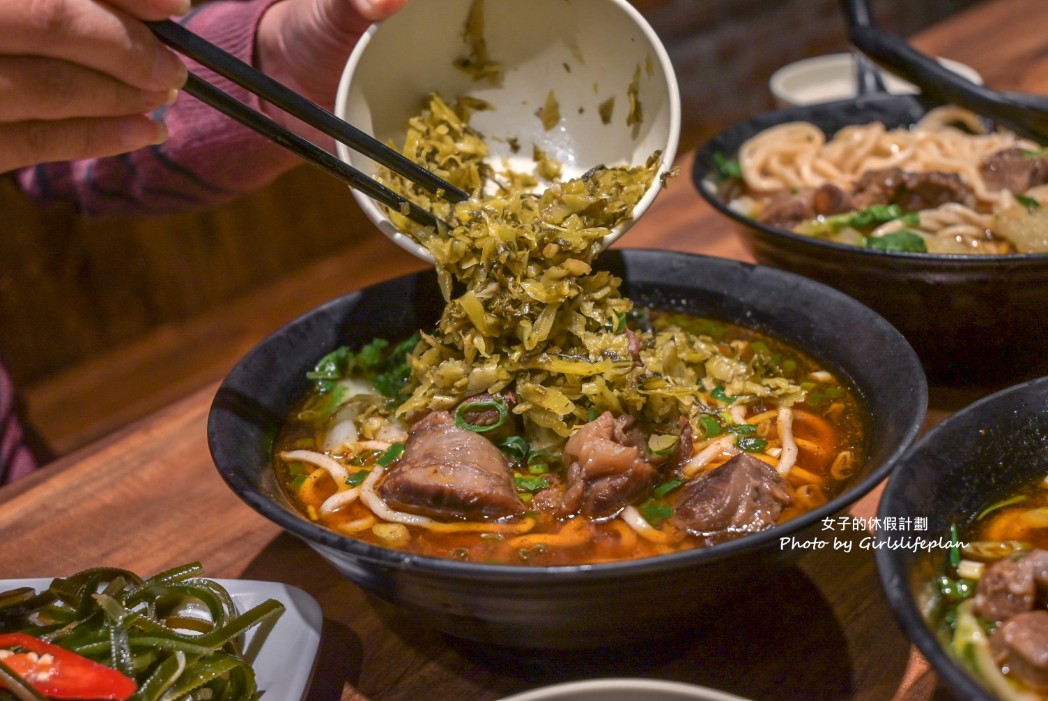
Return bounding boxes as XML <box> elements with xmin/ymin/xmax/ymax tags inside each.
<box><xmin>0</xmin><ymin>0</ymin><xmax>189</xmax><ymax>173</ymax></box>
<box><xmin>255</xmin><ymin>0</ymin><xmax>407</xmax><ymax>116</ymax></box>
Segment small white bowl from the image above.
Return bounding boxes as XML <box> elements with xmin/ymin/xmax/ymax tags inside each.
<box><xmin>335</xmin><ymin>0</ymin><xmax>680</xmax><ymax>261</ymax></box>
<box><xmin>769</xmin><ymin>52</ymin><xmax>982</xmax><ymax>108</ymax></box>
<box><xmin>497</xmin><ymin>679</ymin><xmax>753</xmax><ymax>701</ymax></box>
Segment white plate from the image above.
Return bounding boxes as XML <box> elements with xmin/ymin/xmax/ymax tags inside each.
<box><xmin>2</xmin><ymin>578</ymin><xmax>323</xmax><ymax>701</ymax></box>
<box><xmin>497</xmin><ymin>678</ymin><xmax>754</xmax><ymax>701</ymax></box>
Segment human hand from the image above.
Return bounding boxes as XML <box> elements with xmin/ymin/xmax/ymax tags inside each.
<box><xmin>0</xmin><ymin>0</ymin><xmax>189</xmax><ymax>174</ymax></box>
<box><xmin>255</xmin><ymin>0</ymin><xmax>408</xmax><ymax>144</ymax></box>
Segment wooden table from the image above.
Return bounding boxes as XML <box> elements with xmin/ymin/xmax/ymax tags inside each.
<box><xmin>4</xmin><ymin>0</ymin><xmax>1047</xmax><ymax>698</ymax></box>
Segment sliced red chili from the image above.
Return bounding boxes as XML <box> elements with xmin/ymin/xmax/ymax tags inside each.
<box><xmin>0</xmin><ymin>633</ymin><xmax>136</xmax><ymax>700</ymax></box>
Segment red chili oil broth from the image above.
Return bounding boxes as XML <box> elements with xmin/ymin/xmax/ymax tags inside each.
<box><xmin>273</xmin><ymin>311</ymin><xmax>869</xmax><ymax>566</ymax></box>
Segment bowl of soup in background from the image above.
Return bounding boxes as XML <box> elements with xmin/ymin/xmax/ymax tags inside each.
<box><xmin>207</xmin><ymin>249</ymin><xmax>927</xmax><ymax>649</ymax></box>
<box><xmin>876</xmin><ymin>375</ymin><xmax>1048</xmax><ymax>701</ymax></box>
<box><xmin>334</xmin><ymin>0</ymin><xmax>680</xmax><ymax>261</ymax></box>
<box><xmin>691</xmin><ymin>93</ymin><xmax>1048</xmax><ymax>391</ymax></box>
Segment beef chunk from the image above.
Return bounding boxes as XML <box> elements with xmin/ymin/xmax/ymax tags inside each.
<box><xmin>980</xmin><ymin>147</ymin><xmax>1048</xmax><ymax>194</ymax></box>
<box><xmin>850</xmin><ymin>167</ymin><xmax>974</xmax><ymax>212</ymax></box>
<box><xmin>669</xmin><ymin>452</ymin><xmax>790</xmax><ymax>539</ymax></box>
<box><xmin>378</xmin><ymin>411</ymin><xmax>525</xmax><ymax>520</ymax></box>
<box><xmin>665</xmin><ymin>416</ymin><xmax>694</xmax><ymax>474</ymax></box>
<box><xmin>990</xmin><ymin>610</ymin><xmax>1048</xmax><ymax>691</ymax></box>
<box><xmin>758</xmin><ymin>183</ymin><xmax>852</xmax><ymax>230</ymax></box>
<box><xmin>759</xmin><ymin>189</ymin><xmax>817</xmax><ymax>230</ymax></box>
<box><xmin>811</xmin><ymin>182</ymin><xmax>852</xmax><ymax>216</ymax></box>
<box><xmin>974</xmin><ymin>549</ymin><xmax>1048</xmax><ymax>624</ymax></box>
<box><xmin>975</xmin><ymin>556</ymin><xmax>1037</xmax><ymax>623</ymax></box>
<box><xmin>558</xmin><ymin>412</ymin><xmax>656</xmax><ymax>519</ymax></box>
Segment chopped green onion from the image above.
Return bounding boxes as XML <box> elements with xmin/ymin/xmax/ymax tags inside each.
<box><xmin>949</xmin><ymin>523</ymin><xmax>962</xmax><ymax>569</ymax></box>
<box><xmin>497</xmin><ymin>435</ymin><xmax>529</xmax><ymax>460</ymax></box>
<box><xmin>639</xmin><ymin>499</ymin><xmax>673</xmax><ymax>527</ymax></box>
<box><xmin>653</xmin><ymin>478</ymin><xmax>684</xmax><ymax>499</ymax></box>
<box><xmin>737</xmin><ymin>436</ymin><xmax>768</xmax><ymax>452</ymax></box>
<box><xmin>377</xmin><ymin>443</ymin><xmax>404</xmax><ymax>467</ymax></box>
<box><xmin>454</xmin><ymin>398</ymin><xmax>509</xmax><ymax>433</ymax></box>
<box><xmin>697</xmin><ymin>415</ymin><xmax>723</xmax><ymax>438</ymax></box>
<box><xmin>977</xmin><ymin>494</ymin><xmax>1027</xmax><ymax>520</ymax></box>
<box><xmin>345</xmin><ymin>470</ymin><xmax>369</xmax><ymax>486</ymax></box>
<box><xmin>515</xmin><ymin>474</ymin><xmax>550</xmax><ymax>493</ymax></box>
<box><xmin>711</xmin><ymin>386</ymin><xmax>735</xmax><ymax>404</ymax></box>
<box><xmin>936</xmin><ymin>575</ymin><xmax>975</xmax><ymax>602</ymax></box>
<box><xmin>527</xmin><ymin>449</ymin><xmax>557</xmax><ymax>471</ymax></box>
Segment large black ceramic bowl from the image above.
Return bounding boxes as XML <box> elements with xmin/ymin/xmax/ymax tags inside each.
<box><xmin>692</xmin><ymin>93</ymin><xmax>1048</xmax><ymax>389</ymax></box>
<box><xmin>876</xmin><ymin>375</ymin><xmax>1048</xmax><ymax>700</ymax></box>
<box><xmin>208</xmin><ymin>249</ymin><xmax>927</xmax><ymax>649</ymax></box>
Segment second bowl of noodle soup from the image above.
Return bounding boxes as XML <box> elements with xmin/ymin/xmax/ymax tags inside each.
<box><xmin>692</xmin><ymin>93</ymin><xmax>1048</xmax><ymax>389</ymax></box>
<box><xmin>877</xmin><ymin>375</ymin><xmax>1048</xmax><ymax>701</ymax></box>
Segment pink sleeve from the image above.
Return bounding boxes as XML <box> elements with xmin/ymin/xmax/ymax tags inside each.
<box><xmin>16</xmin><ymin>0</ymin><xmax>301</xmax><ymax>216</ymax></box>
<box><xmin>0</xmin><ymin>360</ymin><xmax>37</xmax><ymax>484</ymax></box>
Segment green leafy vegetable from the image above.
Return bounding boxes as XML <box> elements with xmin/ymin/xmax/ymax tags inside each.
<box><xmin>0</xmin><ymin>564</ymin><xmax>283</xmax><ymax>701</ymax></box>
<box><xmin>865</xmin><ymin>230</ymin><xmax>928</xmax><ymax>253</ymax></box>
<box><xmin>712</xmin><ymin>152</ymin><xmax>742</xmax><ymax>180</ymax></box>
<box><xmin>1016</xmin><ymin>193</ymin><xmax>1041</xmax><ymax>213</ymax></box>
<box><xmin>496</xmin><ymin>435</ymin><xmax>529</xmax><ymax>460</ymax></box>
<box><xmin>514</xmin><ymin>474</ymin><xmax>550</xmax><ymax>493</ymax></box>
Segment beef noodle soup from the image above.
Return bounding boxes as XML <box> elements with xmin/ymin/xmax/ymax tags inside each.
<box><xmin>928</xmin><ymin>475</ymin><xmax>1048</xmax><ymax>699</ymax></box>
<box><xmin>274</xmin><ymin>314</ymin><xmax>866</xmax><ymax>565</ymax></box>
<box><xmin>708</xmin><ymin>106</ymin><xmax>1048</xmax><ymax>255</ymax></box>
<box><xmin>271</xmin><ymin>93</ymin><xmax>868</xmax><ymax>566</ymax></box>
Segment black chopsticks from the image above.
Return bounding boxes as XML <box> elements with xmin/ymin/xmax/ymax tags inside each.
<box><xmin>146</xmin><ymin>19</ymin><xmax>469</xmax><ymax>230</ymax></box>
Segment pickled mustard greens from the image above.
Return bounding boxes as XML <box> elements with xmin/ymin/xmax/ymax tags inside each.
<box><xmin>368</xmin><ymin>92</ymin><xmax>787</xmax><ymax>439</ymax></box>
<box><xmin>271</xmin><ymin>65</ymin><xmax>870</xmax><ymax>565</ymax></box>
<box><xmin>0</xmin><ymin>564</ymin><xmax>284</xmax><ymax>701</ymax></box>
<box><xmin>453</xmin><ymin>0</ymin><xmax>502</xmax><ymax>82</ymax></box>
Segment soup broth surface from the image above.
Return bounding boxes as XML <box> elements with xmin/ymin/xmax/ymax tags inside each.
<box><xmin>274</xmin><ymin>311</ymin><xmax>867</xmax><ymax>566</ymax></box>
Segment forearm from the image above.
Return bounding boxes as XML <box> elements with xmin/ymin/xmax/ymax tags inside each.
<box><xmin>18</xmin><ymin>0</ymin><xmax>300</xmax><ymax>216</ymax></box>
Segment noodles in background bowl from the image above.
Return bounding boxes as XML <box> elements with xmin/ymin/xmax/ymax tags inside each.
<box><xmin>718</xmin><ymin>106</ymin><xmax>1048</xmax><ymax>254</ymax></box>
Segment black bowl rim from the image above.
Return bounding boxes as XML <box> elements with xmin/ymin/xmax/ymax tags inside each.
<box><xmin>874</xmin><ymin>374</ymin><xmax>1048</xmax><ymax>701</ymax></box>
<box><xmin>209</xmin><ymin>249</ymin><xmax>928</xmax><ymax>582</ymax></box>
<box><xmin>692</xmin><ymin>93</ymin><xmax>1048</xmax><ymax>265</ymax></box>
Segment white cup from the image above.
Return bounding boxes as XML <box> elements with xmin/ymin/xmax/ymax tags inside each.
<box><xmin>769</xmin><ymin>52</ymin><xmax>982</xmax><ymax>108</ymax></box>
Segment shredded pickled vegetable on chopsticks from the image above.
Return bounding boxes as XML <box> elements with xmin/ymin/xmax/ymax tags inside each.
<box><xmin>372</xmin><ymin>94</ymin><xmax>798</xmax><ymax>443</ymax></box>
